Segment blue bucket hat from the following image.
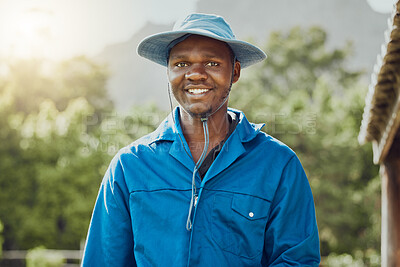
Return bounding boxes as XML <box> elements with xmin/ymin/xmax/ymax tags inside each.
<box><xmin>137</xmin><ymin>13</ymin><xmax>266</xmax><ymax>68</ymax></box>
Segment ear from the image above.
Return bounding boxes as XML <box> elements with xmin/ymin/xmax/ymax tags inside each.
<box><xmin>232</xmin><ymin>61</ymin><xmax>241</xmax><ymax>84</ymax></box>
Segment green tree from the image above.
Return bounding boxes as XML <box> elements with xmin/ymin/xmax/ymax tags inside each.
<box><xmin>4</xmin><ymin>57</ymin><xmax>112</xmax><ymax>114</ymax></box>
<box><xmin>0</xmin><ymin>57</ymin><xmax>114</xmax><ymax>249</ymax></box>
<box><xmin>0</xmin><ymin>57</ymin><xmax>164</xmax><ymax>250</ymax></box>
<box><xmin>230</xmin><ymin>27</ymin><xmax>380</xmax><ymax>261</ymax></box>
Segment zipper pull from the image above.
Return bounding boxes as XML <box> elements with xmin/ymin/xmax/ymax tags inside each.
<box><xmin>194</xmin><ymin>194</ymin><xmax>198</xmax><ymax>207</ymax></box>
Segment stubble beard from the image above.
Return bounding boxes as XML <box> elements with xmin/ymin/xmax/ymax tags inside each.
<box><xmin>184</xmin><ymin>85</ymin><xmax>232</xmax><ymax>120</ymax></box>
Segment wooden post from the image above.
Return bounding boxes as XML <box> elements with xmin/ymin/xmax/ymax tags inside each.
<box><xmin>381</xmin><ymin>132</ymin><xmax>400</xmax><ymax>266</ymax></box>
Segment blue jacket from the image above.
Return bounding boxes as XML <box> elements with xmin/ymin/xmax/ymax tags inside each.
<box><xmin>82</xmin><ymin>107</ymin><xmax>320</xmax><ymax>266</ymax></box>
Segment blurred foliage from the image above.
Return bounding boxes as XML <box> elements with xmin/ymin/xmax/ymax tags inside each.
<box><xmin>0</xmin><ymin>57</ymin><xmax>159</xmax><ymax>250</ymax></box>
<box><xmin>0</xmin><ymin>58</ymin><xmax>105</xmax><ymax>249</ymax></box>
<box><xmin>0</xmin><ymin>26</ymin><xmax>380</xmax><ymax>264</ymax></box>
<box><xmin>0</xmin><ymin>220</ymin><xmax>3</xmax><ymax>258</ymax></box>
<box><xmin>26</xmin><ymin>246</ymin><xmax>64</xmax><ymax>267</ymax></box>
<box><xmin>0</xmin><ymin>57</ymin><xmax>166</xmax><ymax>250</ymax></box>
<box><xmin>2</xmin><ymin>57</ymin><xmax>113</xmax><ymax>115</ymax></box>
<box><xmin>231</xmin><ymin>26</ymin><xmax>380</xmax><ymax>260</ymax></box>
<box><xmin>324</xmin><ymin>251</ymin><xmax>380</xmax><ymax>267</ymax></box>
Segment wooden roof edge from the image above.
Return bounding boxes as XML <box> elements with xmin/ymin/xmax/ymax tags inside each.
<box><xmin>358</xmin><ymin>1</ymin><xmax>400</xmax><ymax>163</ymax></box>
<box><xmin>372</xmin><ymin>96</ymin><xmax>400</xmax><ymax>164</ymax></box>
<box><xmin>358</xmin><ymin>83</ymin><xmax>378</xmax><ymax>144</ymax></box>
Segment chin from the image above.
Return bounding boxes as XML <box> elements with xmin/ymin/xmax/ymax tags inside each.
<box><xmin>186</xmin><ymin>106</ymin><xmax>213</xmax><ymax>119</ymax></box>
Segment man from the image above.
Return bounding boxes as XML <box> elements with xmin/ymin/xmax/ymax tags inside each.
<box><xmin>82</xmin><ymin>13</ymin><xmax>320</xmax><ymax>266</ymax></box>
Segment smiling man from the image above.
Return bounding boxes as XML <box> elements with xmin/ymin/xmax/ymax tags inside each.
<box><xmin>167</xmin><ymin>34</ymin><xmax>241</xmax><ymax>163</ymax></box>
<box><xmin>82</xmin><ymin>13</ymin><xmax>320</xmax><ymax>266</ymax></box>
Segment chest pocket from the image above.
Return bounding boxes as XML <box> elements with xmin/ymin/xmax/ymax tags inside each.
<box><xmin>211</xmin><ymin>193</ymin><xmax>271</xmax><ymax>259</ymax></box>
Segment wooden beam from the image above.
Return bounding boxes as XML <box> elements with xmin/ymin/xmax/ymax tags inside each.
<box><xmin>373</xmin><ymin>92</ymin><xmax>400</xmax><ymax>164</ymax></box>
<box><xmin>381</xmin><ymin>132</ymin><xmax>400</xmax><ymax>266</ymax></box>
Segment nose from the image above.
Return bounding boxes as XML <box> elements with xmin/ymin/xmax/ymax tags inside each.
<box><xmin>185</xmin><ymin>64</ymin><xmax>207</xmax><ymax>81</ymax></box>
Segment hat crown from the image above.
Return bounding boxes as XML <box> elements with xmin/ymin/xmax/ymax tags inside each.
<box><xmin>137</xmin><ymin>13</ymin><xmax>266</xmax><ymax>68</ymax></box>
<box><xmin>173</xmin><ymin>13</ymin><xmax>236</xmax><ymax>40</ymax></box>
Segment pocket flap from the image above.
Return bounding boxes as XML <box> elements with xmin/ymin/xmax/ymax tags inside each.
<box><xmin>231</xmin><ymin>194</ymin><xmax>271</xmax><ymax>221</ymax></box>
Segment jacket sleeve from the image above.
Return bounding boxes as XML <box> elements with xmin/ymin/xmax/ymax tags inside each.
<box><xmin>81</xmin><ymin>155</ymin><xmax>136</xmax><ymax>267</ymax></box>
<box><xmin>263</xmin><ymin>155</ymin><xmax>320</xmax><ymax>266</ymax></box>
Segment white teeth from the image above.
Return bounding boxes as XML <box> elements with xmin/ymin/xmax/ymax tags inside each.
<box><xmin>188</xmin><ymin>89</ymin><xmax>209</xmax><ymax>94</ymax></box>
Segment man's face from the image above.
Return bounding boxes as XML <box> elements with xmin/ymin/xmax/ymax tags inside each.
<box><xmin>167</xmin><ymin>35</ymin><xmax>241</xmax><ymax>118</ymax></box>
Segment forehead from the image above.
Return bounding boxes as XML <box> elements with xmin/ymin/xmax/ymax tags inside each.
<box><xmin>169</xmin><ymin>35</ymin><xmax>232</xmax><ymax>58</ymax></box>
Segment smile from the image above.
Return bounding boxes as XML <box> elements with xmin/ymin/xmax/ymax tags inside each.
<box><xmin>187</xmin><ymin>89</ymin><xmax>210</xmax><ymax>95</ymax></box>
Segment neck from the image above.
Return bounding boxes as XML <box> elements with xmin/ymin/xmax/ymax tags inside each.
<box><xmin>179</xmin><ymin>106</ymin><xmax>229</xmax><ymax>163</ymax></box>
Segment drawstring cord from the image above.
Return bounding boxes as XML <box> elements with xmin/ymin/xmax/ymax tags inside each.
<box><xmin>186</xmin><ymin>118</ymin><xmax>209</xmax><ymax>231</ymax></box>
<box><xmin>167</xmin><ymin>55</ymin><xmax>236</xmax><ymax>231</ymax></box>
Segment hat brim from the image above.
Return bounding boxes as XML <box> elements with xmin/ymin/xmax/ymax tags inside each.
<box><xmin>137</xmin><ymin>29</ymin><xmax>267</xmax><ymax>68</ymax></box>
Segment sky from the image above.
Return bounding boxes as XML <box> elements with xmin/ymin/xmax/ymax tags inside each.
<box><xmin>0</xmin><ymin>0</ymin><xmax>198</xmax><ymax>60</ymax></box>
<box><xmin>367</xmin><ymin>0</ymin><xmax>398</xmax><ymax>13</ymax></box>
<box><xmin>0</xmin><ymin>0</ymin><xmax>396</xmax><ymax>60</ymax></box>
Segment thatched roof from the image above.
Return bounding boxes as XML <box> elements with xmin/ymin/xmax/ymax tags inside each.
<box><xmin>359</xmin><ymin>1</ymin><xmax>400</xmax><ymax>164</ymax></box>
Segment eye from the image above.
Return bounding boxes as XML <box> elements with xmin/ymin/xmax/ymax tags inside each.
<box><xmin>176</xmin><ymin>62</ymin><xmax>188</xmax><ymax>68</ymax></box>
<box><xmin>206</xmin><ymin>62</ymin><xmax>219</xmax><ymax>67</ymax></box>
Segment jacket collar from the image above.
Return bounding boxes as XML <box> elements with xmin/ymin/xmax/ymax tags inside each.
<box><xmin>149</xmin><ymin>107</ymin><xmax>265</xmax><ymax>144</ymax></box>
